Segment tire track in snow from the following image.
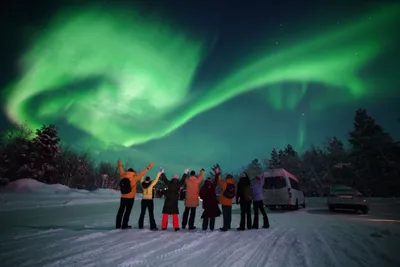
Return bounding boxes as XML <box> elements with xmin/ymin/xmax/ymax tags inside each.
<box><xmin>118</xmin><ymin>231</ymin><xmax>211</xmax><ymax>267</ymax></box>
<box><xmin>313</xmin><ymin>229</ymin><xmax>341</xmax><ymax>267</ymax></box>
<box><xmin>41</xmin><ymin>230</ymin><xmax>165</xmax><ymax>267</ymax></box>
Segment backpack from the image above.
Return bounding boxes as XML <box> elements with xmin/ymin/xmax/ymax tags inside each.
<box><xmin>119</xmin><ymin>178</ymin><xmax>133</xmax><ymax>194</ymax></box>
<box><xmin>223</xmin><ymin>183</ymin><xmax>236</xmax><ymax>199</ymax></box>
<box><xmin>243</xmin><ymin>185</ymin><xmax>253</xmax><ymax>201</ymax></box>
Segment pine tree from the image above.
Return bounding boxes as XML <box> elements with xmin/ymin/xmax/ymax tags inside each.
<box><xmin>31</xmin><ymin>124</ymin><xmax>61</xmax><ymax>184</ymax></box>
<box><xmin>326</xmin><ymin>136</ymin><xmax>348</xmax><ymax>166</ymax></box>
<box><xmin>1</xmin><ymin>123</ymin><xmax>34</xmax><ymax>181</ymax></box>
<box><xmin>244</xmin><ymin>159</ymin><xmax>263</xmax><ymax>179</ymax></box>
<box><xmin>268</xmin><ymin>148</ymin><xmax>280</xmax><ymax>169</ymax></box>
<box><xmin>348</xmin><ymin>108</ymin><xmax>395</xmax><ymax>196</ymax></box>
<box><xmin>300</xmin><ymin>145</ymin><xmax>330</xmax><ymax>196</ymax></box>
<box><xmin>280</xmin><ymin>144</ymin><xmax>301</xmax><ymax>174</ymax></box>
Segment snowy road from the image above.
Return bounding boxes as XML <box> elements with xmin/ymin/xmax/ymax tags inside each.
<box><xmin>1</xmin><ymin>198</ymin><xmax>400</xmax><ymax>267</ymax></box>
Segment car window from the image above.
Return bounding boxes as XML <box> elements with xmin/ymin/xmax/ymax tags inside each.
<box><xmin>331</xmin><ymin>187</ymin><xmax>354</xmax><ymax>193</ymax></box>
<box><xmin>289</xmin><ymin>178</ymin><xmax>301</xmax><ymax>190</ymax></box>
<box><xmin>263</xmin><ymin>176</ymin><xmax>286</xmax><ymax>189</ymax></box>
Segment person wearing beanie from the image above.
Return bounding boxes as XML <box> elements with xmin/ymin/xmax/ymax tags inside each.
<box><xmin>138</xmin><ymin>168</ymin><xmax>163</xmax><ymax>230</ymax></box>
<box><xmin>236</xmin><ymin>172</ymin><xmax>253</xmax><ymax>231</ymax></box>
<box><xmin>252</xmin><ymin>174</ymin><xmax>270</xmax><ymax>229</ymax></box>
<box><xmin>199</xmin><ymin>174</ymin><xmax>221</xmax><ymax>231</ymax></box>
<box><xmin>116</xmin><ymin>160</ymin><xmax>154</xmax><ymax>229</ymax></box>
<box><xmin>215</xmin><ymin>168</ymin><xmax>235</xmax><ymax>231</ymax></box>
<box><xmin>160</xmin><ymin>169</ymin><xmax>189</xmax><ymax>231</ymax></box>
<box><xmin>182</xmin><ymin>168</ymin><xmax>205</xmax><ymax>230</ymax></box>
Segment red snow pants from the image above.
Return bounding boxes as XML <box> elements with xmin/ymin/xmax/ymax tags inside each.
<box><xmin>162</xmin><ymin>214</ymin><xmax>179</xmax><ymax>229</ymax></box>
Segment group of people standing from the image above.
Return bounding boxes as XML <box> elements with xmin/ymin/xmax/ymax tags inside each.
<box><xmin>115</xmin><ymin>160</ymin><xmax>270</xmax><ymax>232</ymax></box>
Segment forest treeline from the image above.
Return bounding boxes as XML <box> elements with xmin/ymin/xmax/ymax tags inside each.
<box><xmin>0</xmin><ymin>109</ymin><xmax>399</xmax><ymax>197</ymax></box>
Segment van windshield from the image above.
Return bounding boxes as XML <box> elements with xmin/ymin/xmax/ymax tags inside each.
<box><xmin>263</xmin><ymin>176</ymin><xmax>287</xmax><ymax>189</ymax></box>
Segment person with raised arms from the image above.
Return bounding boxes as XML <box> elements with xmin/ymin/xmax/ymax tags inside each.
<box><xmin>182</xmin><ymin>168</ymin><xmax>205</xmax><ymax>230</ymax></box>
<box><xmin>138</xmin><ymin>167</ymin><xmax>163</xmax><ymax>230</ymax></box>
<box><xmin>116</xmin><ymin>160</ymin><xmax>154</xmax><ymax>229</ymax></box>
<box><xmin>160</xmin><ymin>168</ymin><xmax>189</xmax><ymax>231</ymax></box>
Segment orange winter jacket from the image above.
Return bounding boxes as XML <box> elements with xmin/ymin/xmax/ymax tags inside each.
<box><xmin>218</xmin><ymin>175</ymin><xmax>235</xmax><ymax>206</ymax></box>
<box><xmin>184</xmin><ymin>170</ymin><xmax>205</xmax><ymax>207</ymax></box>
<box><xmin>118</xmin><ymin>160</ymin><xmax>154</xmax><ymax>199</ymax></box>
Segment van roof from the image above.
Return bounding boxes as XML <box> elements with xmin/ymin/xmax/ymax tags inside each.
<box><xmin>262</xmin><ymin>168</ymin><xmax>299</xmax><ymax>183</ymax></box>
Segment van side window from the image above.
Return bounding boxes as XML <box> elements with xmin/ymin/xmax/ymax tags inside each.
<box><xmin>289</xmin><ymin>178</ymin><xmax>300</xmax><ymax>190</ymax></box>
<box><xmin>263</xmin><ymin>176</ymin><xmax>286</xmax><ymax>190</ymax></box>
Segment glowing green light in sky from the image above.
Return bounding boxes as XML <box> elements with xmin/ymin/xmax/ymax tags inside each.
<box><xmin>4</xmin><ymin>4</ymin><xmax>400</xmax><ymax>149</ymax></box>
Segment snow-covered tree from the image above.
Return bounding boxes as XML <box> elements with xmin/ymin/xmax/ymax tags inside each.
<box><xmin>30</xmin><ymin>124</ymin><xmax>61</xmax><ymax>184</ymax></box>
<box><xmin>268</xmin><ymin>148</ymin><xmax>280</xmax><ymax>169</ymax></box>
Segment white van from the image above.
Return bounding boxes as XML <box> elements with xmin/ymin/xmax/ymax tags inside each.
<box><xmin>261</xmin><ymin>168</ymin><xmax>305</xmax><ymax>209</ymax></box>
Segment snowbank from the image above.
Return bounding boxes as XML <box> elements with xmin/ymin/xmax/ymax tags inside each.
<box><xmin>0</xmin><ymin>179</ymin><xmax>121</xmax><ymax>211</ymax></box>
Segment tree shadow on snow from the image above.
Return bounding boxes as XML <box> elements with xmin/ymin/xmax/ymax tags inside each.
<box><xmin>17</xmin><ymin>225</ymin><xmax>114</xmax><ymax>231</ymax></box>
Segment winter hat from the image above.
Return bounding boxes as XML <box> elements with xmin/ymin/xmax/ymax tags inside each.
<box><xmin>172</xmin><ymin>174</ymin><xmax>179</xmax><ymax>179</ymax></box>
<box><xmin>145</xmin><ymin>176</ymin><xmax>151</xmax><ymax>182</ymax></box>
<box><xmin>190</xmin><ymin>171</ymin><xmax>196</xmax><ymax>176</ymax></box>
<box><xmin>127</xmin><ymin>168</ymin><xmax>135</xmax><ymax>173</ymax></box>
<box><xmin>226</xmin><ymin>174</ymin><xmax>233</xmax><ymax>179</ymax></box>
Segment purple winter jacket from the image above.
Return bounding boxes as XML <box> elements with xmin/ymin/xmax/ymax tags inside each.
<box><xmin>252</xmin><ymin>176</ymin><xmax>265</xmax><ymax>201</ymax></box>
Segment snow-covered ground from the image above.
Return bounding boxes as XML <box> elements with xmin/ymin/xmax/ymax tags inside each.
<box><xmin>1</xmin><ymin>179</ymin><xmax>400</xmax><ymax>267</ymax></box>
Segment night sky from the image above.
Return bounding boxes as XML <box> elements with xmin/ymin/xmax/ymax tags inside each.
<box><xmin>1</xmin><ymin>0</ymin><xmax>399</xmax><ymax>177</ymax></box>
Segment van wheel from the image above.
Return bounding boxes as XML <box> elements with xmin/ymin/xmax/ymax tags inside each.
<box><xmin>301</xmin><ymin>201</ymin><xmax>306</xmax><ymax>208</ymax></box>
<box><xmin>294</xmin><ymin>199</ymin><xmax>299</xmax><ymax>210</ymax></box>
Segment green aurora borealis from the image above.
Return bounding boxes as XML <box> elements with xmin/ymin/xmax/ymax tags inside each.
<box><xmin>2</xmin><ymin>2</ymin><xmax>400</xmax><ymax>173</ymax></box>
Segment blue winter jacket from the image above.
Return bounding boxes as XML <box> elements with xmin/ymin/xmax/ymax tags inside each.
<box><xmin>252</xmin><ymin>176</ymin><xmax>265</xmax><ymax>201</ymax></box>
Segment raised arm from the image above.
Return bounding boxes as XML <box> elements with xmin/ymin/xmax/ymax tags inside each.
<box><xmin>198</xmin><ymin>168</ymin><xmax>205</xmax><ymax>182</ymax></box>
<box><xmin>150</xmin><ymin>168</ymin><xmax>162</xmax><ymax>187</ymax></box>
<box><xmin>179</xmin><ymin>173</ymin><xmax>188</xmax><ymax>187</ymax></box>
<box><xmin>179</xmin><ymin>168</ymin><xmax>189</xmax><ymax>187</ymax></box>
<box><xmin>134</xmin><ymin>162</ymin><xmax>154</xmax><ymax>182</ymax></box>
<box><xmin>213</xmin><ymin>168</ymin><xmax>220</xmax><ymax>188</ymax></box>
<box><xmin>117</xmin><ymin>160</ymin><xmax>125</xmax><ymax>177</ymax></box>
<box><xmin>160</xmin><ymin>173</ymin><xmax>169</xmax><ymax>184</ymax></box>
<box><xmin>260</xmin><ymin>174</ymin><xmax>265</xmax><ymax>185</ymax></box>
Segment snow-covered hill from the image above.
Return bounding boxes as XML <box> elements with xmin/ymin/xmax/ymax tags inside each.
<box><xmin>0</xmin><ymin>179</ymin><xmax>124</xmax><ymax>210</ymax></box>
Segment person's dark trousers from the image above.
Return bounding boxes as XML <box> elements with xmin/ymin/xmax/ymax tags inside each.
<box><xmin>221</xmin><ymin>205</ymin><xmax>232</xmax><ymax>230</ymax></box>
<box><xmin>253</xmin><ymin>200</ymin><xmax>270</xmax><ymax>228</ymax></box>
<box><xmin>138</xmin><ymin>199</ymin><xmax>157</xmax><ymax>229</ymax></box>
<box><xmin>202</xmin><ymin>217</ymin><xmax>216</xmax><ymax>231</ymax></box>
<box><xmin>116</xmin><ymin>198</ymin><xmax>135</xmax><ymax>229</ymax></box>
<box><xmin>239</xmin><ymin>200</ymin><xmax>252</xmax><ymax>230</ymax></box>
<box><xmin>182</xmin><ymin>207</ymin><xmax>196</xmax><ymax>229</ymax></box>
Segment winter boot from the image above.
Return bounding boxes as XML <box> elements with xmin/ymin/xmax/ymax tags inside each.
<box><xmin>174</xmin><ymin>228</ymin><xmax>180</xmax><ymax>231</ymax></box>
<box><xmin>237</xmin><ymin>227</ymin><xmax>245</xmax><ymax>231</ymax></box>
<box><xmin>263</xmin><ymin>217</ymin><xmax>270</xmax><ymax>228</ymax></box>
<box><xmin>220</xmin><ymin>227</ymin><xmax>228</xmax><ymax>232</ymax></box>
<box><xmin>189</xmin><ymin>226</ymin><xmax>196</xmax><ymax>230</ymax></box>
<box><xmin>121</xmin><ymin>225</ymin><xmax>132</xmax><ymax>230</ymax></box>
<box><xmin>162</xmin><ymin>228</ymin><xmax>167</xmax><ymax>230</ymax></box>
<box><xmin>150</xmin><ymin>227</ymin><xmax>158</xmax><ymax>231</ymax></box>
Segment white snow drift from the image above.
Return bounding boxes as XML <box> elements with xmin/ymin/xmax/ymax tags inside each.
<box><xmin>0</xmin><ymin>178</ymin><xmax>122</xmax><ymax>210</ymax></box>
